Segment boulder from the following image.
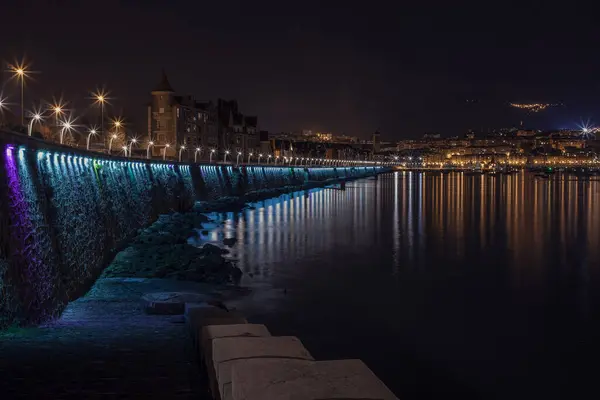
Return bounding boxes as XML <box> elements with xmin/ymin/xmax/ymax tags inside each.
<box><xmin>202</xmin><ymin>243</ymin><xmax>225</xmax><ymax>256</ymax></box>
<box><xmin>223</xmin><ymin>237</ymin><xmax>237</xmax><ymax>247</ymax></box>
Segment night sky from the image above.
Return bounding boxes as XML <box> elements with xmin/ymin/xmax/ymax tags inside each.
<box><xmin>2</xmin><ymin>1</ymin><xmax>599</xmax><ymax>139</ymax></box>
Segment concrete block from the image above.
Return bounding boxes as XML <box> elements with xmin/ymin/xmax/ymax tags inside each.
<box><xmin>202</xmin><ymin>324</ymin><xmax>271</xmax><ymax>361</ymax></box>
<box><xmin>184</xmin><ymin>303</ymin><xmax>246</xmax><ymax>345</ymax></box>
<box><xmin>231</xmin><ymin>358</ymin><xmax>399</xmax><ymax>400</ymax></box>
<box><xmin>212</xmin><ymin>336</ymin><xmax>314</xmax><ymax>399</ymax></box>
<box><xmin>223</xmin><ymin>383</ymin><xmax>233</xmax><ymax>400</ymax></box>
<box><xmin>202</xmin><ymin>324</ymin><xmax>270</xmax><ymax>397</ymax></box>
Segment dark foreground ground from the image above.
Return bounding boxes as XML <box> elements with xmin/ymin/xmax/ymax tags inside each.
<box><xmin>0</xmin><ymin>278</ymin><xmax>241</xmax><ymax>400</ymax></box>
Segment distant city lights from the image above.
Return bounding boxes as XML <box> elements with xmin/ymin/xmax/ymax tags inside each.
<box><xmin>509</xmin><ymin>103</ymin><xmax>556</xmax><ymax>112</ymax></box>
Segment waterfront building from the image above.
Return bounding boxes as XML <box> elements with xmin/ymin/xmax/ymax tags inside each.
<box><xmin>148</xmin><ymin>71</ymin><xmax>261</xmax><ymax>160</ymax></box>
<box><xmin>147</xmin><ymin>71</ymin><xmax>218</xmax><ymax>159</ymax></box>
<box><xmin>217</xmin><ymin>99</ymin><xmax>259</xmax><ymax>157</ymax></box>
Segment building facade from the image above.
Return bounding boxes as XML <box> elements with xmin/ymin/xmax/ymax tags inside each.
<box><xmin>147</xmin><ymin>71</ymin><xmax>221</xmax><ymax>160</ymax></box>
<box><xmin>217</xmin><ymin>99</ymin><xmax>259</xmax><ymax>157</ymax></box>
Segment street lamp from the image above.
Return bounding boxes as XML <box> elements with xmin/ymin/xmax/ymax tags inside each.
<box><xmin>86</xmin><ymin>127</ymin><xmax>98</xmax><ymax>150</ymax></box>
<box><xmin>209</xmin><ymin>148</ymin><xmax>216</xmax><ymax>163</ymax></box>
<box><xmin>108</xmin><ymin>134</ymin><xmax>118</xmax><ymax>154</ymax></box>
<box><xmin>122</xmin><ymin>145</ymin><xmax>128</xmax><ymax>157</ymax></box>
<box><xmin>179</xmin><ymin>145</ymin><xmax>186</xmax><ymax>162</ymax></box>
<box><xmin>163</xmin><ymin>143</ymin><xmax>170</xmax><ymax>160</ymax></box>
<box><xmin>59</xmin><ymin>118</ymin><xmax>75</xmax><ymax>145</ymax></box>
<box><xmin>128</xmin><ymin>138</ymin><xmax>138</xmax><ymax>157</ymax></box>
<box><xmin>247</xmin><ymin>152</ymin><xmax>253</xmax><ymax>164</ymax></box>
<box><xmin>112</xmin><ymin>118</ymin><xmax>123</xmax><ymax>136</ymax></box>
<box><xmin>258</xmin><ymin>153</ymin><xmax>263</xmax><ymax>164</ymax></box>
<box><xmin>237</xmin><ymin>151</ymin><xmax>242</xmax><ymax>165</ymax></box>
<box><xmin>28</xmin><ymin>112</ymin><xmax>43</xmax><ymax>136</ymax></box>
<box><xmin>267</xmin><ymin>155</ymin><xmax>272</xmax><ymax>164</ymax></box>
<box><xmin>91</xmin><ymin>89</ymin><xmax>110</xmax><ymax>136</ymax></box>
<box><xmin>195</xmin><ymin>147</ymin><xmax>202</xmax><ymax>163</ymax></box>
<box><xmin>224</xmin><ymin>150</ymin><xmax>230</xmax><ymax>163</ymax></box>
<box><xmin>51</xmin><ymin>104</ymin><xmax>64</xmax><ymax>130</ymax></box>
<box><xmin>7</xmin><ymin>63</ymin><xmax>29</xmax><ymax>126</ymax></box>
<box><xmin>147</xmin><ymin>141</ymin><xmax>154</xmax><ymax>159</ymax></box>
<box><xmin>275</xmin><ymin>156</ymin><xmax>279</xmax><ymax>165</ymax></box>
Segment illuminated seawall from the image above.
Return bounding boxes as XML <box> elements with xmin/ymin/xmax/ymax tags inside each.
<box><xmin>0</xmin><ymin>132</ymin><xmax>386</xmax><ymax>327</ymax></box>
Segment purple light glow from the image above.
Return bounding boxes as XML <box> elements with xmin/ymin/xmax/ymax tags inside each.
<box><xmin>3</xmin><ymin>144</ymin><xmax>55</xmax><ymax>323</ymax></box>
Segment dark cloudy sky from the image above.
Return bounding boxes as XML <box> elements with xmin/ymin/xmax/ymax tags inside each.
<box><xmin>2</xmin><ymin>1</ymin><xmax>600</xmax><ymax>138</ymax></box>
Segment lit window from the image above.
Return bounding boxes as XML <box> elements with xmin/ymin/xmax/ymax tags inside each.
<box><xmin>159</xmin><ymin>107</ymin><xmax>165</xmax><ymax>114</ymax></box>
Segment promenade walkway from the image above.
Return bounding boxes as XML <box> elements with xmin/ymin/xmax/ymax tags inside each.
<box><xmin>0</xmin><ymin>278</ymin><xmax>226</xmax><ymax>399</ymax></box>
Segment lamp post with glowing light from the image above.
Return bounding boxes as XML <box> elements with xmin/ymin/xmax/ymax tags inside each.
<box><xmin>236</xmin><ymin>151</ymin><xmax>242</xmax><ymax>165</ymax></box>
<box><xmin>109</xmin><ymin>118</ymin><xmax>123</xmax><ymax>153</ymax></box>
<box><xmin>258</xmin><ymin>153</ymin><xmax>263</xmax><ymax>164</ymax></box>
<box><xmin>28</xmin><ymin>113</ymin><xmax>43</xmax><ymax>136</ymax></box>
<box><xmin>195</xmin><ymin>147</ymin><xmax>202</xmax><ymax>163</ymax></box>
<box><xmin>128</xmin><ymin>138</ymin><xmax>137</xmax><ymax>157</ymax></box>
<box><xmin>209</xmin><ymin>149</ymin><xmax>216</xmax><ymax>163</ymax></box>
<box><xmin>122</xmin><ymin>146</ymin><xmax>128</xmax><ymax>157</ymax></box>
<box><xmin>11</xmin><ymin>66</ymin><xmax>26</xmax><ymax>126</ymax></box>
<box><xmin>0</xmin><ymin>95</ymin><xmax>7</xmax><ymax>122</ymax></box>
<box><xmin>247</xmin><ymin>152</ymin><xmax>253</xmax><ymax>164</ymax></box>
<box><xmin>224</xmin><ymin>150</ymin><xmax>230</xmax><ymax>163</ymax></box>
<box><xmin>51</xmin><ymin>105</ymin><xmax>63</xmax><ymax>131</ymax></box>
<box><xmin>113</xmin><ymin>119</ymin><xmax>122</xmax><ymax>136</ymax></box>
<box><xmin>86</xmin><ymin>127</ymin><xmax>98</xmax><ymax>150</ymax></box>
<box><xmin>275</xmin><ymin>156</ymin><xmax>279</xmax><ymax>165</ymax></box>
<box><xmin>267</xmin><ymin>155</ymin><xmax>272</xmax><ymax>164</ymax></box>
<box><xmin>108</xmin><ymin>134</ymin><xmax>118</xmax><ymax>154</ymax></box>
<box><xmin>59</xmin><ymin>120</ymin><xmax>74</xmax><ymax>145</ymax></box>
<box><xmin>147</xmin><ymin>141</ymin><xmax>154</xmax><ymax>159</ymax></box>
<box><xmin>179</xmin><ymin>146</ymin><xmax>186</xmax><ymax>162</ymax></box>
<box><xmin>92</xmin><ymin>90</ymin><xmax>109</xmax><ymax>135</ymax></box>
<box><xmin>163</xmin><ymin>143</ymin><xmax>170</xmax><ymax>160</ymax></box>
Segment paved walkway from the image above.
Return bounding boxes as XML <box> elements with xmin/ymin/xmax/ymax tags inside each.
<box><xmin>0</xmin><ymin>278</ymin><xmax>237</xmax><ymax>399</ymax></box>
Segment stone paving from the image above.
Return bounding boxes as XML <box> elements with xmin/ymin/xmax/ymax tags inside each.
<box><xmin>0</xmin><ymin>278</ymin><xmax>243</xmax><ymax>399</ymax></box>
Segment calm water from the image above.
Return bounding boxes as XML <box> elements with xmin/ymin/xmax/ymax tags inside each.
<box><xmin>203</xmin><ymin>171</ymin><xmax>600</xmax><ymax>399</ymax></box>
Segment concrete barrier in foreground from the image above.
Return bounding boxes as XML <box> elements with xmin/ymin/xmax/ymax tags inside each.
<box><xmin>185</xmin><ymin>302</ymin><xmax>399</xmax><ymax>400</ymax></box>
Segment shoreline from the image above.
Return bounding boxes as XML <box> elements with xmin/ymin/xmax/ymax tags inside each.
<box><xmin>101</xmin><ymin>174</ymin><xmax>378</xmax><ymax>287</ymax></box>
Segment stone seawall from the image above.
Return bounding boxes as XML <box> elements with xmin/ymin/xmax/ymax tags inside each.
<box><xmin>0</xmin><ymin>131</ymin><xmax>387</xmax><ymax>328</ymax></box>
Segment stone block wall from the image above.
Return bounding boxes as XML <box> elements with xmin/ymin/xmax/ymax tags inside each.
<box><xmin>0</xmin><ymin>131</ymin><xmax>386</xmax><ymax>327</ymax></box>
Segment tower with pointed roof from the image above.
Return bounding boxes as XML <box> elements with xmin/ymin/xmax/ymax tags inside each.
<box><xmin>148</xmin><ymin>70</ymin><xmax>176</xmax><ymax>157</ymax></box>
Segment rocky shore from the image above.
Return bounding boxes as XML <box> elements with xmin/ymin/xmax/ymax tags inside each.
<box><xmin>102</xmin><ymin>182</ymin><xmax>328</xmax><ymax>285</ymax></box>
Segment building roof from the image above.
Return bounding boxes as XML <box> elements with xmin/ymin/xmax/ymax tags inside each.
<box><xmin>152</xmin><ymin>70</ymin><xmax>175</xmax><ymax>93</ymax></box>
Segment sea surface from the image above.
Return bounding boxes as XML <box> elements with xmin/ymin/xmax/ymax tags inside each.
<box><xmin>202</xmin><ymin>171</ymin><xmax>600</xmax><ymax>399</ymax></box>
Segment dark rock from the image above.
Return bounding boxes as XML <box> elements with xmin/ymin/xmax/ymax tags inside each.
<box><xmin>223</xmin><ymin>237</ymin><xmax>237</xmax><ymax>247</ymax></box>
<box><xmin>142</xmin><ymin>292</ymin><xmax>206</xmax><ymax>315</ymax></box>
<box><xmin>201</xmin><ymin>243</ymin><xmax>223</xmax><ymax>256</ymax></box>
<box><xmin>231</xmin><ymin>267</ymin><xmax>243</xmax><ymax>285</ymax></box>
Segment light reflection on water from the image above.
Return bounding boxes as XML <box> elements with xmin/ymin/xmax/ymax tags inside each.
<box><xmin>199</xmin><ymin>172</ymin><xmax>600</xmax><ymax>399</ymax></box>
